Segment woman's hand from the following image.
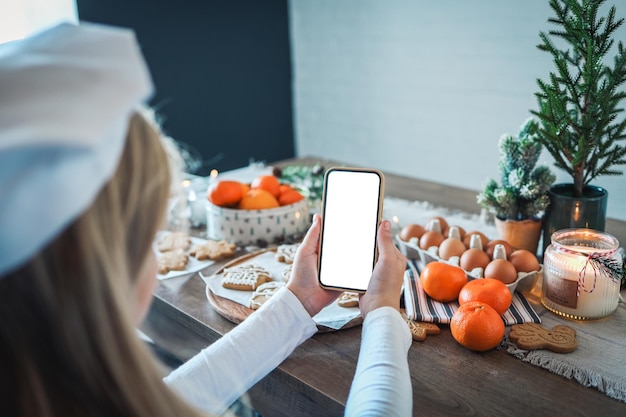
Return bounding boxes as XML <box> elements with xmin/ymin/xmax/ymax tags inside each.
<box><xmin>287</xmin><ymin>214</ymin><xmax>339</xmax><ymax>317</ymax></box>
<box><xmin>359</xmin><ymin>220</ymin><xmax>407</xmax><ymax>319</ymax></box>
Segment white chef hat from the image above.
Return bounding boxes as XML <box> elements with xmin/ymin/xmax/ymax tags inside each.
<box><xmin>0</xmin><ymin>22</ymin><xmax>154</xmax><ymax>276</ymax></box>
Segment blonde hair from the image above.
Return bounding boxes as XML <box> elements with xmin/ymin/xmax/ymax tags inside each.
<box><xmin>0</xmin><ymin>110</ymin><xmax>211</xmax><ymax>417</ymax></box>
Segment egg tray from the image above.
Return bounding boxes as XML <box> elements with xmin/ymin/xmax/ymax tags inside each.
<box><xmin>395</xmin><ymin>235</ymin><xmax>541</xmax><ymax>295</ymax></box>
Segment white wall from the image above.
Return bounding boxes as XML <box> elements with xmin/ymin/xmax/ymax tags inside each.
<box><xmin>289</xmin><ymin>0</ymin><xmax>626</xmax><ymax>222</ymax></box>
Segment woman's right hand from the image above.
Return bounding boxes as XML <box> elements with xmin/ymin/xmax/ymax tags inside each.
<box><xmin>359</xmin><ymin>219</ymin><xmax>407</xmax><ymax>319</ymax></box>
<box><xmin>287</xmin><ymin>214</ymin><xmax>340</xmax><ymax>317</ymax></box>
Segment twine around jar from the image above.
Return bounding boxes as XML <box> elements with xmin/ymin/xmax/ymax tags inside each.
<box><xmin>552</xmin><ymin>245</ymin><xmax>623</xmax><ymax>297</ymax></box>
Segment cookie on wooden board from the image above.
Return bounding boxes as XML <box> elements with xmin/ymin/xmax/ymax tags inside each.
<box><xmin>249</xmin><ymin>281</ymin><xmax>285</xmax><ymax>310</ymax></box>
<box><xmin>221</xmin><ymin>264</ymin><xmax>272</xmax><ymax>291</ymax></box>
<box><xmin>337</xmin><ymin>292</ymin><xmax>359</xmax><ymax>308</ymax></box>
<box><xmin>275</xmin><ymin>243</ymin><xmax>299</xmax><ymax>264</ymax></box>
<box><xmin>281</xmin><ymin>264</ymin><xmax>293</xmax><ymax>283</ymax></box>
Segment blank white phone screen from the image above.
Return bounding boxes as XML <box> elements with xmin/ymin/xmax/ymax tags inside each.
<box><xmin>319</xmin><ymin>170</ymin><xmax>382</xmax><ymax>291</ymax></box>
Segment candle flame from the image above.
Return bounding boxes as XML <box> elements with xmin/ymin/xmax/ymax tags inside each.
<box><xmin>573</xmin><ymin>201</ymin><xmax>580</xmax><ymax>222</ymax></box>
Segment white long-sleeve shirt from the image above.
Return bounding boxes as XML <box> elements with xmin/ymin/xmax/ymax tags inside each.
<box><xmin>164</xmin><ymin>287</ymin><xmax>412</xmax><ymax>416</ymax></box>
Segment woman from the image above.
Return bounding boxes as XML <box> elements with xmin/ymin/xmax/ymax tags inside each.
<box><xmin>0</xmin><ymin>23</ymin><xmax>411</xmax><ymax>416</ymax></box>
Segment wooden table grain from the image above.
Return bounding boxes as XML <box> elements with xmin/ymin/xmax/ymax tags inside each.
<box><xmin>140</xmin><ymin>157</ymin><xmax>626</xmax><ymax>417</ymax></box>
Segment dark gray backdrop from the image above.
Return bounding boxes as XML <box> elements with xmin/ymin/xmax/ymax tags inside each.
<box><xmin>77</xmin><ymin>0</ymin><xmax>295</xmax><ymax>175</ymax></box>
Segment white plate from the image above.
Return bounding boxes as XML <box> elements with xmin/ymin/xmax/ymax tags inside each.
<box><xmin>154</xmin><ymin>231</ymin><xmax>219</xmax><ymax>280</ymax></box>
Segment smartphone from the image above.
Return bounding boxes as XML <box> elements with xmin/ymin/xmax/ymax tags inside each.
<box><xmin>318</xmin><ymin>167</ymin><xmax>385</xmax><ymax>293</ymax></box>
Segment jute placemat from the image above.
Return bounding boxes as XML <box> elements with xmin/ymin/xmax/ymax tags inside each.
<box><xmin>504</xmin><ymin>282</ymin><xmax>626</xmax><ymax>403</ymax></box>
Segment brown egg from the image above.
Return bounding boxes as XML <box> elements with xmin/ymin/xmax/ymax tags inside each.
<box><xmin>462</xmin><ymin>231</ymin><xmax>489</xmax><ymax>249</ymax></box>
<box><xmin>419</xmin><ymin>230</ymin><xmax>444</xmax><ymax>250</ymax></box>
<box><xmin>459</xmin><ymin>248</ymin><xmax>491</xmax><ymax>271</ymax></box>
<box><xmin>400</xmin><ymin>223</ymin><xmax>425</xmax><ymax>242</ymax></box>
<box><xmin>438</xmin><ymin>237</ymin><xmax>466</xmax><ymax>260</ymax></box>
<box><xmin>486</xmin><ymin>240</ymin><xmax>514</xmax><ymax>259</ymax></box>
<box><xmin>447</xmin><ymin>225</ymin><xmax>466</xmax><ymax>240</ymax></box>
<box><xmin>425</xmin><ymin>216</ymin><xmax>449</xmax><ymax>235</ymax></box>
<box><xmin>509</xmin><ymin>249</ymin><xmax>540</xmax><ymax>273</ymax></box>
<box><xmin>484</xmin><ymin>259</ymin><xmax>518</xmax><ymax>284</ymax></box>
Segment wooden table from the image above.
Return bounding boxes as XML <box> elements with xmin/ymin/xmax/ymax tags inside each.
<box><xmin>140</xmin><ymin>157</ymin><xmax>626</xmax><ymax>417</ymax></box>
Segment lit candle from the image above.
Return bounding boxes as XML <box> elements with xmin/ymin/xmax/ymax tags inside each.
<box><xmin>187</xmin><ymin>177</ymin><xmax>212</xmax><ymax>228</ymax></box>
<box><xmin>542</xmin><ymin>228</ymin><xmax>622</xmax><ymax>320</ymax></box>
<box><xmin>187</xmin><ymin>189</ymin><xmax>204</xmax><ymax>227</ymax></box>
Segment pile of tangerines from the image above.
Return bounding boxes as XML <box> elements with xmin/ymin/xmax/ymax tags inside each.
<box><xmin>208</xmin><ymin>174</ymin><xmax>305</xmax><ymax>210</ymax></box>
<box><xmin>420</xmin><ymin>261</ymin><xmax>510</xmax><ymax>352</ymax></box>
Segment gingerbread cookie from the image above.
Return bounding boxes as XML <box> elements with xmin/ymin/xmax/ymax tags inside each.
<box><xmin>157</xmin><ymin>232</ymin><xmax>191</xmax><ymax>252</ymax></box>
<box><xmin>275</xmin><ymin>244</ymin><xmax>299</xmax><ymax>264</ymax></box>
<box><xmin>281</xmin><ymin>265</ymin><xmax>292</xmax><ymax>282</ymax></box>
<box><xmin>509</xmin><ymin>323</ymin><xmax>577</xmax><ymax>353</ymax></box>
<box><xmin>221</xmin><ymin>264</ymin><xmax>272</xmax><ymax>291</ymax></box>
<box><xmin>190</xmin><ymin>240</ymin><xmax>236</xmax><ymax>261</ymax></box>
<box><xmin>249</xmin><ymin>281</ymin><xmax>285</xmax><ymax>310</ymax></box>
<box><xmin>158</xmin><ymin>250</ymin><xmax>189</xmax><ymax>274</ymax></box>
<box><xmin>337</xmin><ymin>292</ymin><xmax>360</xmax><ymax>308</ymax></box>
<box><xmin>406</xmin><ymin>320</ymin><xmax>440</xmax><ymax>342</ymax></box>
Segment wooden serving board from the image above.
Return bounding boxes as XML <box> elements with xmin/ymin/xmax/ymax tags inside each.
<box><xmin>206</xmin><ymin>288</ymin><xmax>255</xmax><ymax>323</ymax></box>
<box><xmin>204</xmin><ymin>248</ymin><xmax>363</xmax><ymax>332</ymax></box>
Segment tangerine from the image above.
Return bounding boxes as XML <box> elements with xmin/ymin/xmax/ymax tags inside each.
<box><xmin>458</xmin><ymin>278</ymin><xmax>512</xmax><ymax>315</ymax></box>
<box><xmin>251</xmin><ymin>175</ymin><xmax>281</xmax><ymax>198</ymax></box>
<box><xmin>279</xmin><ymin>184</ymin><xmax>293</xmax><ymax>195</ymax></box>
<box><xmin>208</xmin><ymin>180</ymin><xmax>244</xmax><ymax>207</ymax></box>
<box><xmin>238</xmin><ymin>189</ymin><xmax>280</xmax><ymax>210</ymax></box>
<box><xmin>420</xmin><ymin>262</ymin><xmax>468</xmax><ymax>302</ymax></box>
<box><xmin>278</xmin><ymin>189</ymin><xmax>305</xmax><ymax>206</ymax></box>
<box><xmin>450</xmin><ymin>301</ymin><xmax>505</xmax><ymax>351</ymax></box>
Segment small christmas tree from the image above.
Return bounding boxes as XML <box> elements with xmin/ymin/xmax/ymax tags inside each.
<box><xmin>531</xmin><ymin>0</ymin><xmax>626</xmax><ymax>197</ymax></box>
<box><xmin>477</xmin><ymin>118</ymin><xmax>556</xmax><ymax>221</ymax></box>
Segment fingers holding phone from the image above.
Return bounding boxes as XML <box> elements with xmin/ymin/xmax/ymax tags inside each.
<box><xmin>287</xmin><ymin>214</ymin><xmax>340</xmax><ymax>317</ymax></box>
<box><xmin>359</xmin><ymin>220</ymin><xmax>407</xmax><ymax>318</ymax></box>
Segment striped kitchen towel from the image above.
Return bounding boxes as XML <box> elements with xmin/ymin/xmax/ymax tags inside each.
<box><xmin>403</xmin><ymin>259</ymin><xmax>541</xmax><ymax>325</ymax></box>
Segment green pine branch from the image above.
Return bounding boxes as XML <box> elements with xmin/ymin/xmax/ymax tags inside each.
<box><xmin>531</xmin><ymin>0</ymin><xmax>626</xmax><ymax>197</ymax></box>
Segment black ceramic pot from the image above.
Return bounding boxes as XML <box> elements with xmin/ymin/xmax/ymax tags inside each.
<box><xmin>541</xmin><ymin>183</ymin><xmax>608</xmax><ymax>254</ymax></box>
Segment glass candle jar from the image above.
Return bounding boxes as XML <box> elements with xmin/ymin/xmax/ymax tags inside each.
<box><xmin>542</xmin><ymin>228</ymin><xmax>622</xmax><ymax>320</ymax></box>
